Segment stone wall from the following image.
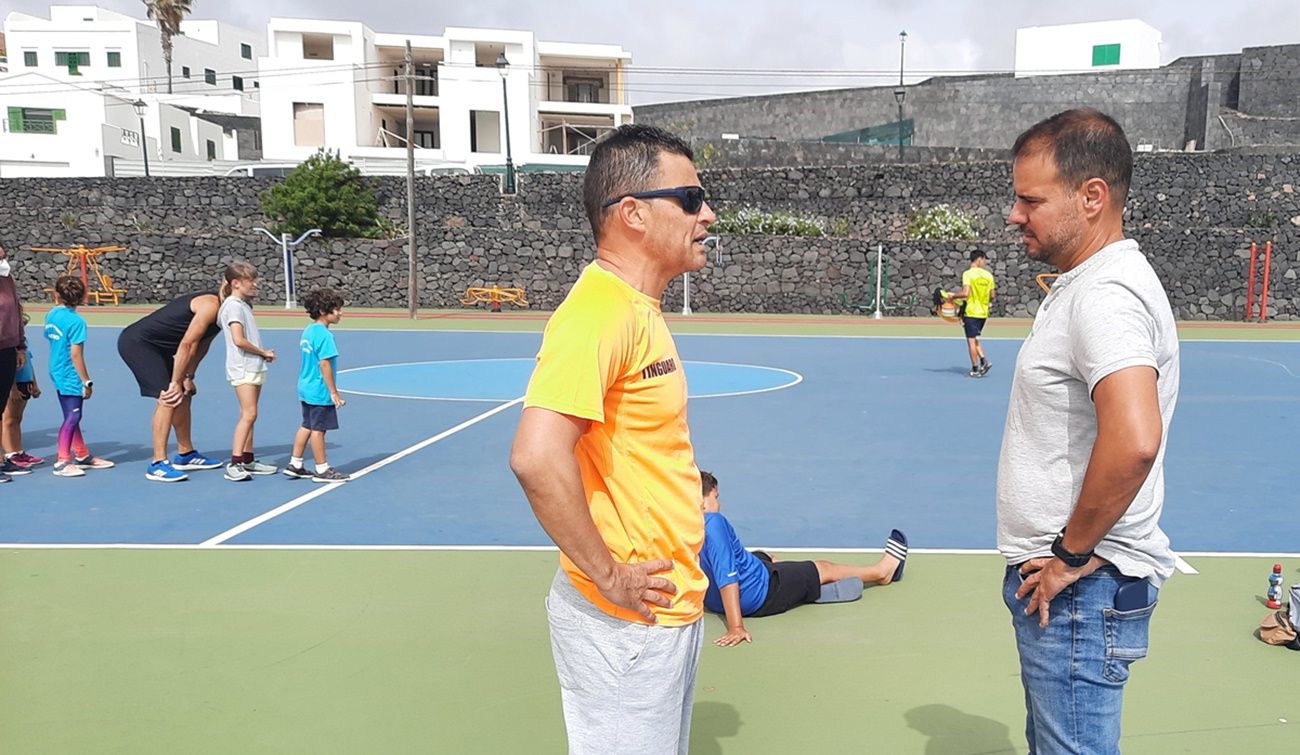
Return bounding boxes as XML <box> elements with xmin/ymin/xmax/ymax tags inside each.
<box><xmin>691</xmin><ymin>139</ymin><xmax>1009</xmax><ymax>169</ymax></box>
<box><xmin>1238</xmin><ymin>45</ymin><xmax>1300</xmax><ymax>118</ymax></box>
<box><xmin>636</xmin><ymin>67</ymin><xmax>1199</xmax><ymax>151</ymax></box>
<box><xmin>2</xmin><ymin>152</ymin><xmax>1299</xmax><ymax>319</ymax></box>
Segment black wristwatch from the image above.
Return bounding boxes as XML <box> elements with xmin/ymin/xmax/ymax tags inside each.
<box><xmin>1050</xmin><ymin>529</ymin><xmax>1094</xmax><ymax>568</ymax></box>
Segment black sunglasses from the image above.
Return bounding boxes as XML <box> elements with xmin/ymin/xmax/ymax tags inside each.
<box><xmin>601</xmin><ymin>185</ymin><xmax>707</xmax><ymax>214</ymax></box>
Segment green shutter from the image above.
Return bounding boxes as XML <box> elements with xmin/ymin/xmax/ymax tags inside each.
<box><xmin>51</xmin><ymin>109</ymin><xmax>66</xmax><ymax>122</ymax></box>
<box><xmin>170</xmin><ymin>127</ymin><xmax>182</xmax><ymax>153</ymax></box>
<box><xmin>7</xmin><ymin>107</ymin><xmax>23</xmax><ymax>133</ymax></box>
<box><xmin>1092</xmin><ymin>43</ymin><xmax>1121</xmax><ymax>66</ymax></box>
<box><xmin>107</xmin><ymin>51</ymin><xmax>121</xmax><ymax>67</ymax></box>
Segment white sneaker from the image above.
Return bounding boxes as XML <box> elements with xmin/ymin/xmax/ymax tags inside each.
<box><xmin>224</xmin><ymin>463</ymin><xmax>252</xmax><ymax>482</ymax></box>
<box><xmin>53</xmin><ymin>461</ymin><xmax>87</xmax><ymax>477</ymax></box>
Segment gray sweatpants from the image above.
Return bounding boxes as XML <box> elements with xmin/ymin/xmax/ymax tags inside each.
<box><xmin>546</xmin><ymin>569</ymin><xmax>704</xmax><ymax>755</ymax></box>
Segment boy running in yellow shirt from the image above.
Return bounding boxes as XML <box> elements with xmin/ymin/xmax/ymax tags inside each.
<box><xmin>944</xmin><ymin>250</ymin><xmax>996</xmax><ymax>377</ymax></box>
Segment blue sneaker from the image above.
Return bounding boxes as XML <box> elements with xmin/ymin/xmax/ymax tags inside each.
<box><xmin>171</xmin><ymin>450</ymin><xmax>222</xmax><ymax>471</ymax></box>
<box><xmin>146</xmin><ymin>460</ymin><xmax>188</xmax><ymax>482</ymax></box>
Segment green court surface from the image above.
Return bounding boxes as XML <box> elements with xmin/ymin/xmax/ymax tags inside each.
<box><xmin>1</xmin><ymin>550</ymin><xmax>1294</xmax><ymax>754</ymax></box>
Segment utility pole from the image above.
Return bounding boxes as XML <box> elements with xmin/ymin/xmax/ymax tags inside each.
<box><xmin>405</xmin><ymin>40</ymin><xmax>418</xmax><ymax>319</ymax></box>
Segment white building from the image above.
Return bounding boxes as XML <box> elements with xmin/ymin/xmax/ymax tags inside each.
<box><xmin>0</xmin><ymin>72</ymin><xmax>248</xmax><ymax>177</ymax></box>
<box><xmin>259</xmin><ymin>18</ymin><xmax>633</xmax><ymax>170</ymax></box>
<box><xmin>0</xmin><ymin>5</ymin><xmax>264</xmax><ymax>175</ymax></box>
<box><xmin>1015</xmin><ymin>20</ymin><xmax>1162</xmax><ymax>78</ymax></box>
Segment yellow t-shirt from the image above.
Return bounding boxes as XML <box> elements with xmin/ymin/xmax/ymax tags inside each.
<box><xmin>962</xmin><ymin>266</ymin><xmax>996</xmax><ymax>319</ymax></box>
<box><xmin>524</xmin><ymin>262</ymin><xmax>705</xmax><ymax>626</ymax></box>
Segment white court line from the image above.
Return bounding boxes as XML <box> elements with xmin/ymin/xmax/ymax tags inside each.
<box><xmin>1175</xmin><ymin>555</ymin><xmax>1199</xmax><ymax>574</ymax></box>
<box><xmin>196</xmin><ymin>397</ymin><xmax>525</xmax><ymax>547</ymax></box>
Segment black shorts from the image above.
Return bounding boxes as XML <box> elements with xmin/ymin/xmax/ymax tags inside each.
<box><xmin>749</xmin><ymin>551</ymin><xmax>821</xmax><ymax>617</ymax></box>
<box><xmin>301</xmin><ymin>402</ymin><xmax>339</xmax><ymax>431</ymax></box>
<box><xmin>962</xmin><ymin>316</ymin><xmax>987</xmax><ymax>339</ymax></box>
<box><xmin>117</xmin><ymin>331</ymin><xmax>173</xmax><ymax>398</ymax></box>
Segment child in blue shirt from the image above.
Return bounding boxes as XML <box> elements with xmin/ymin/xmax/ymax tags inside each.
<box><xmin>283</xmin><ymin>288</ymin><xmax>349</xmax><ymax>483</ymax></box>
<box><xmin>699</xmin><ymin>470</ymin><xmax>907</xmax><ymax>647</ymax></box>
<box><xmin>44</xmin><ymin>276</ymin><xmax>114</xmax><ymax>477</ymax></box>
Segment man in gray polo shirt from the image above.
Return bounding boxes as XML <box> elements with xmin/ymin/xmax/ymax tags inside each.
<box><xmin>998</xmin><ymin>108</ymin><xmax>1179</xmax><ymax>754</ymax></box>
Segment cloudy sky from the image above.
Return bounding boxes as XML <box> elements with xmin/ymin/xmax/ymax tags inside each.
<box><xmin>6</xmin><ymin>1</ymin><xmax>1299</xmax><ymax>102</ymax></box>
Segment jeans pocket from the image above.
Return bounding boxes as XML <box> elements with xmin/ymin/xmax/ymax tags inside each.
<box><xmin>1102</xmin><ymin>602</ymin><xmax>1156</xmax><ymax>683</ymax></box>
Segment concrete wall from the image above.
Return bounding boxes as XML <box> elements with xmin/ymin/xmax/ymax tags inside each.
<box><xmin>1239</xmin><ymin>45</ymin><xmax>1300</xmax><ymax>117</ymax></box>
<box><xmin>1</xmin><ymin>152</ymin><xmax>1298</xmax><ymax>319</ymax></box>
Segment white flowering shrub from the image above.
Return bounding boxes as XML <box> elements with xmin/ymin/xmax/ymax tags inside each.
<box><xmin>905</xmin><ymin>204</ymin><xmax>984</xmax><ymax>240</ymax></box>
<box><xmin>710</xmin><ymin>208</ymin><xmax>826</xmax><ymax>237</ymax></box>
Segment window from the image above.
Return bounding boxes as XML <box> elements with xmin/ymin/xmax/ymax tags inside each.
<box><xmin>7</xmin><ymin>106</ymin><xmax>66</xmax><ymax>135</ymax></box>
<box><xmin>240</xmin><ymin>43</ymin><xmax>253</xmax><ymax>60</ymax></box>
<box><xmin>1092</xmin><ymin>43</ymin><xmax>1121</xmax><ymax>67</ymax></box>
<box><xmin>204</xmin><ymin>68</ymin><xmax>216</xmax><ymax>85</ymax></box>
<box><xmin>170</xmin><ymin>126</ymin><xmax>182</xmax><ymax>153</ymax></box>
<box><xmin>232</xmin><ymin>76</ymin><xmax>244</xmax><ymax>91</ymax></box>
<box><xmin>23</xmin><ymin>51</ymin><xmax>38</xmax><ymax>67</ymax></box>
<box><xmin>564</xmin><ymin>76</ymin><xmax>604</xmax><ymax>104</ymax></box>
<box><xmin>182</xmin><ymin>66</ymin><xmax>191</xmax><ymax>79</ymax></box>
<box><xmin>292</xmin><ymin>102</ymin><xmax>325</xmax><ymax>147</ymax></box>
<box><xmin>206</xmin><ymin>140</ymin><xmax>217</xmax><ymax>160</ymax></box>
<box><xmin>107</xmin><ymin>51</ymin><xmax>121</xmax><ymax>68</ymax></box>
<box><xmin>469</xmin><ymin>110</ymin><xmax>501</xmax><ymax>153</ymax></box>
<box><xmin>55</xmin><ymin>51</ymin><xmax>90</xmax><ymax>74</ymax></box>
<box><xmin>302</xmin><ymin>34</ymin><xmax>334</xmax><ymax>61</ymax></box>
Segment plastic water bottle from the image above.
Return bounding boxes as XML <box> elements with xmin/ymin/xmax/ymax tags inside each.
<box><xmin>1267</xmin><ymin>563</ymin><xmax>1283</xmax><ymax>609</ymax></box>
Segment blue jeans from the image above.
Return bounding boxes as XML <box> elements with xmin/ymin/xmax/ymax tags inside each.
<box><xmin>1002</xmin><ymin>565</ymin><xmax>1157</xmax><ymax>755</ymax></box>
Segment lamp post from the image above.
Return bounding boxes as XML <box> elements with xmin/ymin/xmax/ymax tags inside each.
<box><xmin>495</xmin><ymin>51</ymin><xmax>516</xmax><ymax>194</ymax></box>
<box><xmin>895</xmin><ymin>31</ymin><xmax>907</xmax><ymax>161</ymax></box>
<box><xmin>132</xmin><ymin>99</ymin><xmax>150</xmax><ymax>177</ymax></box>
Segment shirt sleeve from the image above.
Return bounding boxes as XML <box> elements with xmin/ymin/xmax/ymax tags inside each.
<box><xmin>961</xmin><ymin>269</ymin><xmax>974</xmax><ymax>288</ymax></box>
<box><xmin>701</xmin><ymin>515</ymin><xmax>741</xmax><ymax>588</ymax></box>
<box><xmin>314</xmin><ymin>328</ymin><xmax>340</xmax><ymax>361</ymax></box>
<box><xmin>68</xmin><ymin>316</ymin><xmax>87</xmax><ymax>346</ymax></box>
<box><xmin>524</xmin><ymin>302</ymin><xmax>630</xmax><ymax>423</ymax></box>
<box><xmin>1070</xmin><ymin>278</ymin><xmax>1159</xmax><ymax>397</ymax></box>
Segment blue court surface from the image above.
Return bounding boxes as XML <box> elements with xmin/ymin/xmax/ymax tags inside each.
<box><xmin>1</xmin><ymin>326</ymin><xmax>1294</xmax><ymax>554</ymax></box>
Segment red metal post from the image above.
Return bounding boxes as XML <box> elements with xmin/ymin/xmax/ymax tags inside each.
<box><xmin>1245</xmin><ymin>242</ymin><xmax>1258</xmax><ymax>321</ymax></box>
<box><xmin>1260</xmin><ymin>240</ymin><xmax>1273</xmax><ymax>322</ymax></box>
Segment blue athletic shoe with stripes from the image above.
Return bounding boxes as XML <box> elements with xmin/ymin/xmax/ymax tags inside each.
<box><xmin>171</xmin><ymin>450</ymin><xmax>222</xmax><ymax>470</ymax></box>
<box><xmin>146</xmin><ymin>460</ymin><xmax>188</xmax><ymax>482</ymax></box>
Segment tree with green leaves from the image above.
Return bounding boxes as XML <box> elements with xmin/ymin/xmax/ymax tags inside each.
<box><xmin>143</xmin><ymin>0</ymin><xmax>194</xmax><ymax>94</ymax></box>
<box><xmin>260</xmin><ymin>150</ymin><xmax>383</xmax><ymax>238</ymax></box>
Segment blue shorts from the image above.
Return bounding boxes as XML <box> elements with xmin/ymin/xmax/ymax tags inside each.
<box><xmin>301</xmin><ymin>402</ymin><xmax>339</xmax><ymax>431</ymax></box>
<box><xmin>963</xmin><ymin>317</ymin><xmax>987</xmax><ymax>338</ymax></box>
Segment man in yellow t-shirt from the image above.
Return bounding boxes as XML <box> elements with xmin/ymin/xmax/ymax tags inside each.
<box><xmin>944</xmin><ymin>250</ymin><xmax>997</xmax><ymax>377</ymax></box>
<box><xmin>510</xmin><ymin>124</ymin><xmax>717</xmax><ymax>755</ymax></box>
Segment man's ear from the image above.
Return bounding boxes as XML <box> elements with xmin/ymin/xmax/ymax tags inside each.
<box><xmin>1079</xmin><ymin>177</ymin><xmax>1110</xmax><ymax>220</ymax></box>
<box><xmin>612</xmin><ymin>198</ymin><xmax>649</xmax><ymax>234</ymax></box>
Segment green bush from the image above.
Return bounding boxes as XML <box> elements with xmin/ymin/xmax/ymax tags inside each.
<box><xmin>260</xmin><ymin>150</ymin><xmax>382</xmax><ymax>238</ymax></box>
<box><xmin>905</xmin><ymin>204</ymin><xmax>984</xmax><ymax>241</ymax></box>
<box><xmin>709</xmin><ymin>207</ymin><xmax>825</xmax><ymax>237</ymax></box>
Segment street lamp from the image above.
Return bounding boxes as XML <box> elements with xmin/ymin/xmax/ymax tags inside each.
<box><xmin>896</xmin><ymin>31</ymin><xmax>907</xmax><ymax>161</ymax></box>
<box><xmin>495</xmin><ymin>51</ymin><xmax>516</xmax><ymax>194</ymax></box>
<box><xmin>132</xmin><ymin>98</ymin><xmax>150</xmax><ymax>177</ymax></box>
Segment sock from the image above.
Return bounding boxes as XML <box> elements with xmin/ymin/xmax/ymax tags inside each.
<box><xmin>241</xmin><ymin>452</ymin><xmax>254</xmax><ymax>464</ymax></box>
<box><xmin>231</xmin><ymin>455</ymin><xmax>242</xmax><ymax>465</ymax></box>
<box><xmin>5</xmin><ymin>452</ymin><xmax>15</xmax><ymax>459</ymax></box>
<box><xmin>980</xmin><ymin>357</ymin><xmax>988</xmax><ymax>366</ymax></box>
<box><xmin>290</xmin><ymin>456</ymin><xmax>304</xmax><ymax>468</ymax></box>
<box><xmin>315</xmin><ymin>462</ymin><xmax>331</xmax><ymax>473</ymax></box>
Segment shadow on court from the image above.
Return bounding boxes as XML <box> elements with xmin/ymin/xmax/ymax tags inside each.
<box><xmin>904</xmin><ymin>704</ymin><xmax>1016</xmax><ymax>755</ymax></box>
<box><xmin>690</xmin><ymin>701</ymin><xmax>742</xmax><ymax>755</ymax></box>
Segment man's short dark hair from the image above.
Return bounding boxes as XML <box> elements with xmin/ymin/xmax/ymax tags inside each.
<box><xmin>970</xmin><ymin>250</ymin><xmax>988</xmax><ymax>262</ymax></box>
<box><xmin>700</xmin><ymin>470</ymin><xmax>718</xmax><ymax>498</ymax></box>
<box><xmin>1012</xmin><ymin>108</ymin><xmax>1132</xmax><ymax>206</ymax></box>
<box><xmin>301</xmin><ymin>288</ymin><xmax>344</xmax><ymax>320</ymax></box>
<box><xmin>54</xmin><ymin>275</ymin><xmax>86</xmax><ymax>306</ymax></box>
<box><xmin>582</xmin><ymin>124</ymin><xmax>695</xmax><ymax>241</ymax></box>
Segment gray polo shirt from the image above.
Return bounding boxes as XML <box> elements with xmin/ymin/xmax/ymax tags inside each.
<box><xmin>218</xmin><ymin>296</ymin><xmax>266</xmax><ymax>380</ymax></box>
<box><xmin>996</xmin><ymin>239</ymin><xmax>1179</xmax><ymax>586</ymax></box>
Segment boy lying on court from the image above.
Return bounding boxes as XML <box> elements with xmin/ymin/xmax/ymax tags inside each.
<box><xmin>699</xmin><ymin>470</ymin><xmax>908</xmax><ymax>647</ymax></box>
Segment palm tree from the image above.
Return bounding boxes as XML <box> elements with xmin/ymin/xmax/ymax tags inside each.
<box><xmin>143</xmin><ymin>0</ymin><xmax>194</xmax><ymax>94</ymax></box>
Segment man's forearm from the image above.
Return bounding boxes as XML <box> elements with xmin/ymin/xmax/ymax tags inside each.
<box><xmin>1063</xmin><ymin>435</ymin><xmax>1157</xmax><ymax>554</ymax></box>
<box><xmin>171</xmin><ymin>343</ymin><xmax>197</xmax><ymax>383</ymax></box>
<box><xmin>517</xmin><ymin>461</ymin><xmax>616</xmax><ymax>589</ymax></box>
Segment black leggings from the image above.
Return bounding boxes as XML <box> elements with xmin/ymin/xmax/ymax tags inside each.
<box><xmin>0</xmin><ymin>347</ymin><xmax>16</xmax><ymax>425</ymax></box>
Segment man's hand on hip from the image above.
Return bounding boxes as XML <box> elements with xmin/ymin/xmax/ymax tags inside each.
<box><xmin>1015</xmin><ymin>555</ymin><xmax>1105</xmax><ymax>628</ymax></box>
<box><xmin>596</xmin><ymin>559</ymin><xmax>678</xmax><ymax>624</ymax></box>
